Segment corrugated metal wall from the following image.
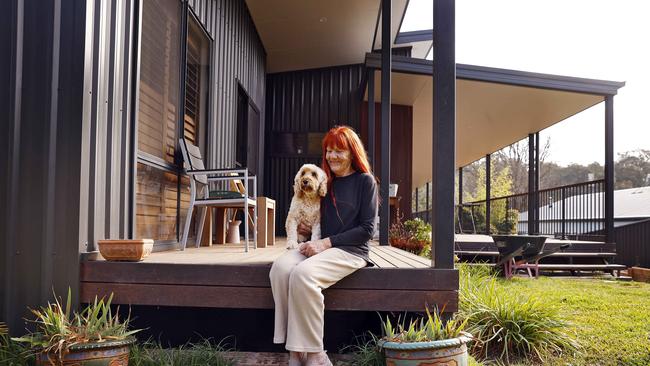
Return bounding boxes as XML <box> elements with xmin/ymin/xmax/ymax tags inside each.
<box><xmin>264</xmin><ymin>65</ymin><xmax>364</xmax><ymax>235</ymax></box>
<box><xmin>79</xmin><ymin>0</ymin><xmax>137</xmax><ymax>252</ymax></box>
<box><xmin>1</xmin><ymin>0</ymin><xmax>87</xmax><ymax>334</ymax></box>
<box><xmin>1</xmin><ymin>0</ymin><xmax>266</xmax><ymax>333</ymax></box>
<box><xmin>615</xmin><ymin>219</ymin><xmax>650</xmax><ymax>267</ymax></box>
<box><xmin>188</xmin><ymin>0</ymin><xmax>266</xmax><ymax>187</ymax></box>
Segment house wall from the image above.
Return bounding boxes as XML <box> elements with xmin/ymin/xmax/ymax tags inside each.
<box><xmin>187</xmin><ymin>0</ymin><xmax>266</xmax><ymax>178</ymax></box>
<box><xmin>1</xmin><ymin>0</ymin><xmax>266</xmax><ymax>333</ymax></box>
<box><xmin>359</xmin><ymin>102</ymin><xmax>414</xmax><ymax>220</ymax></box>
<box><xmin>264</xmin><ymin>64</ymin><xmax>365</xmax><ymax>235</ymax></box>
<box><xmin>1</xmin><ymin>0</ymin><xmax>87</xmax><ymax>333</ymax></box>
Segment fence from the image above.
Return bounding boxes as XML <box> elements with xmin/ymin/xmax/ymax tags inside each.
<box><xmin>413</xmin><ymin>180</ymin><xmax>606</xmax><ymax>239</ymax></box>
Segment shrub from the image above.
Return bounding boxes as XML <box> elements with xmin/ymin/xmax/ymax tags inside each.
<box><xmin>458</xmin><ymin>268</ymin><xmax>580</xmax><ymax>363</ymax></box>
<box><xmin>129</xmin><ymin>338</ymin><xmax>234</xmax><ymax>366</ymax></box>
<box><xmin>495</xmin><ymin>209</ymin><xmax>519</xmax><ymax>234</ymax></box>
<box><xmin>389</xmin><ymin>217</ymin><xmax>431</xmax><ymax>255</ymax></box>
<box><xmin>341</xmin><ymin>333</ymin><xmax>385</xmax><ymax>366</ymax></box>
<box><xmin>12</xmin><ymin>289</ymin><xmax>140</xmax><ymax>361</ymax></box>
<box><xmin>0</xmin><ymin>323</ymin><xmax>33</xmax><ymax>366</ymax></box>
<box><xmin>380</xmin><ymin>308</ymin><xmax>468</xmax><ymax>343</ymax></box>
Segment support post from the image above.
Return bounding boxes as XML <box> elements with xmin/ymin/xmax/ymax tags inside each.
<box><xmin>431</xmin><ymin>0</ymin><xmax>455</xmax><ymax>268</ymax></box>
<box><xmin>528</xmin><ymin>133</ymin><xmax>535</xmax><ymax>235</ymax></box>
<box><xmin>604</xmin><ymin>96</ymin><xmax>614</xmax><ymax>243</ymax></box>
<box><xmin>368</xmin><ymin>68</ymin><xmax>375</xmax><ymax>170</ymax></box>
<box><xmin>485</xmin><ymin>154</ymin><xmax>491</xmax><ymax>235</ymax></box>
<box><xmin>379</xmin><ymin>0</ymin><xmax>391</xmax><ymax>246</ymax></box>
<box><xmin>535</xmin><ymin>132</ymin><xmax>540</xmax><ymax>234</ymax></box>
<box><xmin>458</xmin><ymin>167</ymin><xmax>463</xmax><ymax>206</ymax></box>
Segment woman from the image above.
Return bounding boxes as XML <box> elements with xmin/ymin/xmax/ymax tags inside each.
<box><xmin>269</xmin><ymin>125</ymin><xmax>378</xmax><ymax>366</ymax></box>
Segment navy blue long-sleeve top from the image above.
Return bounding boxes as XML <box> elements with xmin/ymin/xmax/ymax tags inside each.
<box><xmin>321</xmin><ymin>171</ymin><xmax>378</xmax><ymax>264</ymax></box>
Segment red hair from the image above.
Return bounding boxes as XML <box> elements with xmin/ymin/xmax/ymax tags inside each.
<box><xmin>321</xmin><ymin>125</ymin><xmax>373</xmax><ymax>191</ymax></box>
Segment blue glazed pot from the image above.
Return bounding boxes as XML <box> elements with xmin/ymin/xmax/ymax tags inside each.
<box><xmin>377</xmin><ymin>333</ymin><xmax>472</xmax><ymax>366</ymax></box>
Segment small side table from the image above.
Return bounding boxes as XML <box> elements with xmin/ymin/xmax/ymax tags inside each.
<box><xmin>257</xmin><ymin>197</ymin><xmax>276</xmax><ymax>247</ymax></box>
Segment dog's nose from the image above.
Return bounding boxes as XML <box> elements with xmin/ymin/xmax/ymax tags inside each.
<box><xmin>302</xmin><ymin>179</ymin><xmax>309</xmax><ymax>185</ymax></box>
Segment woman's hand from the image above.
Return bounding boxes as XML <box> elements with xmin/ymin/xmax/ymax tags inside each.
<box><xmin>299</xmin><ymin>238</ymin><xmax>332</xmax><ymax>257</ymax></box>
<box><xmin>297</xmin><ymin>222</ymin><xmax>312</xmax><ymax>237</ymax></box>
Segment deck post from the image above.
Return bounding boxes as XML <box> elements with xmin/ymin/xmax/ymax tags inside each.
<box><xmin>535</xmin><ymin>132</ymin><xmax>540</xmax><ymax>233</ymax></box>
<box><xmin>604</xmin><ymin>96</ymin><xmax>614</xmax><ymax>243</ymax></box>
<box><xmin>431</xmin><ymin>0</ymin><xmax>455</xmax><ymax>269</ymax></box>
<box><xmin>485</xmin><ymin>154</ymin><xmax>491</xmax><ymax>235</ymax></box>
<box><xmin>368</xmin><ymin>68</ymin><xmax>375</xmax><ymax>170</ymax></box>
<box><xmin>528</xmin><ymin>133</ymin><xmax>535</xmax><ymax>234</ymax></box>
<box><xmin>379</xmin><ymin>0</ymin><xmax>391</xmax><ymax>246</ymax></box>
<box><xmin>458</xmin><ymin>167</ymin><xmax>463</xmax><ymax>206</ymax></box>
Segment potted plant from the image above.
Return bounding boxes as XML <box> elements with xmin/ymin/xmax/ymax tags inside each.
<box><xmin>377</xmin><ymin>308</ymin><xmax>472</xmax><ymax>366</ymax></box>
<box><xmin>389</xmin><ymin>217</ymin><xmax>432</xmax><ymax>255</ymax></box>
<box><xmin>13</xmin><ymin>289</ymin><xmax>139</xmax><ymax>365</ymax></box>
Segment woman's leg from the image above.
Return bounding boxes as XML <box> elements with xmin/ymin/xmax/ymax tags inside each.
<box><xmin>269</xmin><ymin>249</ymin><xmax>307</xmax><ymax>344</ymax></box>
<box><xmin>285</xmin><ymin>248</ymin><xmax>366</xmax><ymax>352</ymax></box>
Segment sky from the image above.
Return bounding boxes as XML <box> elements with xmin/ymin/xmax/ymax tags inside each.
<box><xmin>403</xmin><ymin>0</ymin><xmax>650</xmax><ymax>166</ymax></box>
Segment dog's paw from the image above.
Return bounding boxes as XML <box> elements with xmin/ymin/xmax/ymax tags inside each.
<box><xmin>286</xmin><ymin>240</ymin><xmax>299</xmax><ymax>250</ymax></box>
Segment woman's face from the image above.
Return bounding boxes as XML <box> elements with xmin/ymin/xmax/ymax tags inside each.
<box><xmin>326</xmin><ymin>146</ymin><xmax>354</xmax><ymax>177</ymax></box>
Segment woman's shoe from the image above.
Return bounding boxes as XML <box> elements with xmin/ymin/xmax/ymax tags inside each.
<box><xmin>305</xmin><ymin>351</ymin><xmax>333</xmax><ymax>366</ymax></box>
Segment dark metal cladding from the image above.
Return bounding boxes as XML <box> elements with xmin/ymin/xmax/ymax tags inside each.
<box><xmin>614</xmin><ymin>219</ymin><xmax>650</xmax><ymax>268</ymax></box>
<box><xmin>2</xmin><ymin>0</ymin><xmax>266</xmax><ymax>333</ymax></box>
<box><xmin>264</xmin><ymin>64</ymin><xmax>364</xmax><ymax>236</ymax></box>
<box><xmin>2</xmin><ymin>0</ymin><xmax>86</xmax><ymax>334</ymax></box>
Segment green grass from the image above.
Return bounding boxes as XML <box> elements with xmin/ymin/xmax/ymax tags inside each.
<box><xmin>500</xmin><ymin>277</ymin><xmax>650</xmax><ymax>366</ymax></box>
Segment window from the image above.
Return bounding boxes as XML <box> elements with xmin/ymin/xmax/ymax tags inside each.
<box><xmin>135</xmin><ymin>1</ymin><xmax>211</xmax><ymax>243</ymax></box>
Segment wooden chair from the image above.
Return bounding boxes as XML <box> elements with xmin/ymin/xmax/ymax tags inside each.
<box><xmin>179</xmin><ymin>138</ymin><xmax>257</xmax><ymax>252</ymax></box>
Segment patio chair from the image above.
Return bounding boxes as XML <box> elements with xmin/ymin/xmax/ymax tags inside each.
<box><xmin>179</xmin><ymin>138</ymin><xmax>257</xmax><ymax>252</ymax></box>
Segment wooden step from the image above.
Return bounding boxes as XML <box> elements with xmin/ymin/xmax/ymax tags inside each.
<box><xmin>456</xmin><ymin>251</ymin><xmax>617</xmax><ymax>258</ymax></box>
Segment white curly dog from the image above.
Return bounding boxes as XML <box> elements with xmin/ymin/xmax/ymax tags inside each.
<box><xmin>285</xmin><ymin>164</ymin><xmax>328</xmax><ymax>249</ymax></box>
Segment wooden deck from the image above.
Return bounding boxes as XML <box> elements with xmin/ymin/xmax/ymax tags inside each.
<box><xmin>80</xmin><ymin>240</ymin><xmax>458</xmax><ymax>312</ymax></box>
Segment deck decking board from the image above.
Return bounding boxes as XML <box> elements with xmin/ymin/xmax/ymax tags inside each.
<box><xmin>80</xmin><ymin>242</ymin><xmax>459</xmax><ymax>312</ymax></box>
<box><xmin>380</xmin><ymin>245</ymin><xmax>432</xmax><ymax>267</ymax></box>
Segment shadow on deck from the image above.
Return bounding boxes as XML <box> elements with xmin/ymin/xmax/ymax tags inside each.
<box><xmin>81</xmin><ymin>239</ymin><xmax>458</xmax><ymax>312</ymax></box>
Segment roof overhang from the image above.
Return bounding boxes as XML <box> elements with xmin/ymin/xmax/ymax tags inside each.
<box><xmin>245</xmin><ymin>0</ymin><xmax>411</xmax><ymax>73</ymax></box>
<box><xmin>364</xmin><ymin>54</ymin><xmax>626</xmax><ymax>189</ymax></box>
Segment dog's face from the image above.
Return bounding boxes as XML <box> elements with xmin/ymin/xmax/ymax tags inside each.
<box><xmin>294</xmin><ymin>164</ymin><xmax>327</xmax><ymax>199</ymax></box>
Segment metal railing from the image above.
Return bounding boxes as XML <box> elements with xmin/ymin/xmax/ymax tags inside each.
<box><xmin>413</xmin><ymin>180</ymin><xmax>606</xmax><ymax>240</ymax></box>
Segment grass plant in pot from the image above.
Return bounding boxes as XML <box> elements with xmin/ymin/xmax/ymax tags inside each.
<box><xmin>12</xmin><ymin>289</ymin><xmax>139</xmax><ymax>365</ymax></box>
<box><xmin>377</xmin><ymin>308</ymin><xmax>472</xmax><ymax>366</ymax></box>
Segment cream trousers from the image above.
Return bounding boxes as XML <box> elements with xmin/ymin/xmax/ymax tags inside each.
<box><xmin>269</xmin><ymin>247</ymin><xmax>366</xmax><ymax>352</ymax></box>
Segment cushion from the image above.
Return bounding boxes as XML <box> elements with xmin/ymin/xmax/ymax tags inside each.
<box><xmin>209</xmin><ymin>190</ymin><xmax>245</xmax><ymax>199</ymax></box>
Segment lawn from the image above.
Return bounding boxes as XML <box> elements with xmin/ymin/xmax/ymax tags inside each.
<box><xmin>475</xmin><ymin>275</ymin><xmax>650</xmax><ymax>365</ymax></box>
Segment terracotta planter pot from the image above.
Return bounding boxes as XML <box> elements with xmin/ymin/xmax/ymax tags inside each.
<box><xmin>378</xmin><ymin>333</ymin><xmax>472</xmax><ymax>366</ymax></box>
<box><xmin>36</xmin><ymin>337</ymin><xmax>135</xmax><ymax>365</ymax></box>
<box><xmin>97</xmin><ymin>239</ymin><xmax>153</xmax><ymax>261</ymax></box>
<box><xmin>630</xmin><ymin>267</ymin><xmax>650</xmax><ymax>283</ymax></box>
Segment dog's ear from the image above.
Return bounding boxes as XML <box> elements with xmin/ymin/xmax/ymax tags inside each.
<box><xmin>318</xmin><ymin>175</ymin><xmax>328</xmax><ymax>197</ymax></box>
<box><xmin>294</xmin><ymin>168</ymin><xmax>304</xmax><ymax>198</ymax></box>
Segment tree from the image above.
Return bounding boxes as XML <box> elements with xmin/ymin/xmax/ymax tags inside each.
<box><xmin>615</xmin><ymin>149</ymin><xmax>650</xmax><ymax>189</ymax></box>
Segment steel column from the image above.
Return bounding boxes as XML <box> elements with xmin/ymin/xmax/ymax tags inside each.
<box><xmin>485</xmin><ymin>154</ymin><xmax>491</xmax><ymax>235</ymax></box>
<box><xmin>535</xmin><ymin>132</ymin><xmax>540</xmax><ymax>233</ymax></box>
<box><xmin>431</xmin><ymin>0</ymin><xmax>455</xmax><ymax>268</ymax></box>
<box><xmin>528</xmin><ymin>133</ymin><xmax>535</xmax><ymax>234</ymax></box>
<box><xmin>379</xmin><ymin>0</ymin><xmax>391</xmax><ymax>245</ymax></box>
<box><xmin>605</xmin><ymin>96</ymin><xmax>614</xmax><ymax>243</ymax></box>
<box><xmin>368</xmin><ymin>68</ymin><xmax>375</xmax><ymax>169</ymax></box>
<box><xmin>458</xmin><ymin>167</ymin><xmax>463</xmax><ymax>206</ymax></box>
